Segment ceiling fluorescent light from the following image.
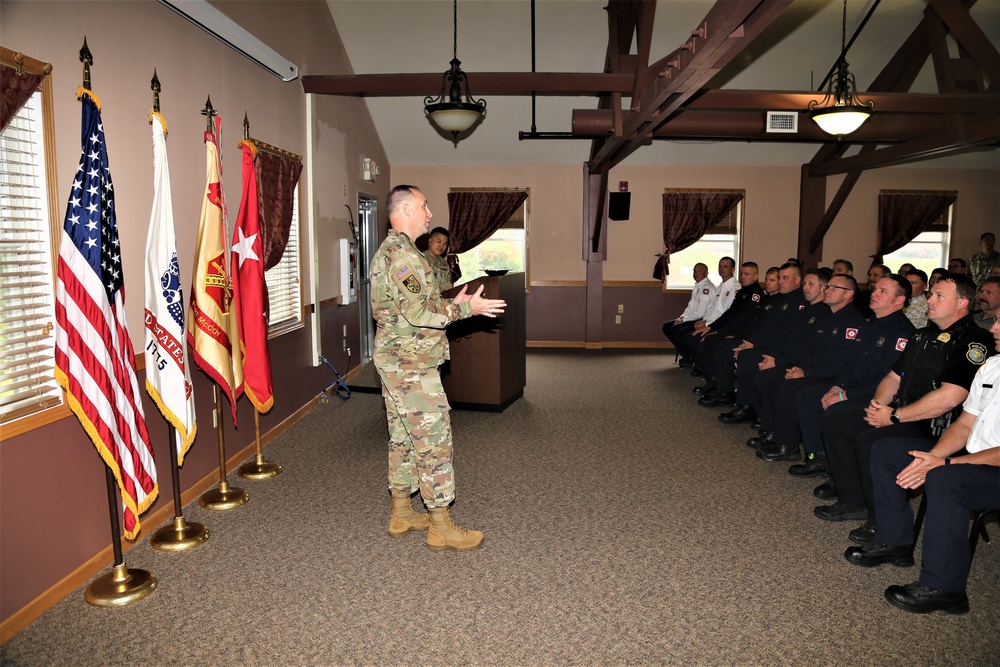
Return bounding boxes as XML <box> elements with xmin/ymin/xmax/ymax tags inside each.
<box><xmin>157</xmin><ymin>0</ymin><xmax>298</xmax><ymax>81</ymax></box>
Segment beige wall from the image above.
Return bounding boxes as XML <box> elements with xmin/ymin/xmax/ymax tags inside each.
<box><xmin>400</xmin><ymin>163</ymin><xmax>999</xmax><ymax>284</ymax></box>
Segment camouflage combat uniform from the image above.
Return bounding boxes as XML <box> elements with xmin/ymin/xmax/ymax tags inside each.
<box><xmin>426</xmin><ymin>252</ymin><xmax>453</xmax><ymax>292</ymax></box>
<box><xmin>371</xmin><ymin>229</ymin><xmax>472</xmax><ymax>508</ymax></box>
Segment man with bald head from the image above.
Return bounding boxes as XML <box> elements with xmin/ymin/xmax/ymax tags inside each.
<box><xmin>372</xmin><ymin>185</ymin><xmax>506</xmax><ymax>551</ymax></box>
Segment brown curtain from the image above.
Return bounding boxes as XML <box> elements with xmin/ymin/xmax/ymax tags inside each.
<box><xmin>657</xmin><ymin>191</ymin><xmax>744</xmax><ymax>277</ymax></box>
<box><xmin>254</xmin><ymin>148</ymin><xmax>303</xmax><ymax>271</ymax></box>
<box><xmin>0</xmin><ymin>62</ymin><xmax>43</xmax><ymax>132</ymax></box>
<box><xmin>446</xmin><ymin>190</ymin><xmax>528</xmax><ymax>281</ymax></box>
<box><xmin>874</xmin><ymin>191</ymin><xmax>956</xmax><ymax>263</ymax></box>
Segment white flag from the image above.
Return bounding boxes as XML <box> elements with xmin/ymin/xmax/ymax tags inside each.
<box><xmin>143</xmin><ymin>112</ymin><xmax>197</xmax><ymax>464</ymax></box>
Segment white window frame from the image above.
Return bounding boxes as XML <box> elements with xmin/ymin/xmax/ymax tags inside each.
<box><xmin>663</xmin><ymin>190</ymin><xmax>743</xmax><ymax>291</ymax></box>
<box><xmin>0</xmin><ymin>51</ymin><xmax>69</xmax><ymax>438</ymax></box>
<box><xmin>264</xmin><ymin>183</ymin><xmax>303</xmax><ymax>337</ymax></box>
<box><xmin>882</xmin><ymin>196</ymin><xmax>954</xmax><ymax>277</ymax></box>
<box><xmin>451</xmin><ymin>188</ymin><xmax>530</xmax><ymax>290</ymax></box>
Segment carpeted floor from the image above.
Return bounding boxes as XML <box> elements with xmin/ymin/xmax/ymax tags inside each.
<box><xmin>2</xmin><ymin>349</ymin><xmax>997</xmax><ymax>666</ymax></box>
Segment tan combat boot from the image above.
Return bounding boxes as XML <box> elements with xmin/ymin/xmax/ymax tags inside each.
<box><xmin>388</xmin><ymin>493</ymin><xmax>429</xmax><ymax>538</ymax></box>
<box><xmin>426</xmin><ymin>507</ymin><xmax>484</xmax><ymax>551</ymax></box>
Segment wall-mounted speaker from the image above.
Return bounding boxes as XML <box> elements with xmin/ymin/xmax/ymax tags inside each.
<box><xmin>608</xmin><ymin>192</ymin><xmax>631</xmax><ymax>220</ymax></box>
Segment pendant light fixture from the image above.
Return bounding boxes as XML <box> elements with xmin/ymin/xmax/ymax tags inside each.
<box><xmin>424</xmin><ymin>0</ymin><xmax>486</xmax><ymax>138</ymax></box>
<box><xmin>808</xmin><ymin>0</ymin><xmax>874</xmax><ymax>137</ymax></box>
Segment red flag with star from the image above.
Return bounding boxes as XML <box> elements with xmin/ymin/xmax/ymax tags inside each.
<box><xmin>231</xmin><ymin>141</ymin><xmax>273</xmax><ymax>412</ymax></box>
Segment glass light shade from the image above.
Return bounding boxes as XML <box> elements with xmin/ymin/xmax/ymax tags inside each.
<box><xmin>810</xmin><ymin>105</ymin><xmax>871</xmax><ymax>136</ymax></box>
<box><xmin>426</xmin><ymin>103</ymin><xmax>484</xmax><ymax>134</ymax></box>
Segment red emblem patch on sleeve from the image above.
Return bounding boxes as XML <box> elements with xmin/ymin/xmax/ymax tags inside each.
<box><xmin>896</xmin><ymin>338</ymin><xmax>907</xmax><ymax>351</ymax></box>
<box><xmin>799</xmin><ymin>304</ymin><xmax>805</xmax><ymax>310</ymax></box>
<box><xmin>752</xmin><ymin>293</ymin><xmax>760</xmax><ymax>302</ymax></box>
<box><xmin>845</xmin><ymin>328</ymin><xmax>858</xmax><ymax>339</ymax></box>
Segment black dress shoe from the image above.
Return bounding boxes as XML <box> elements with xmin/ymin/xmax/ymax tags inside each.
<box><xmin>698</xmin><ymin>391</ymin><xmax>735</xmax><ymax>407</ymax></box>
<box><xmin>884</xmin><ymin>581</ymin><xmax>969</xmax><ymax>615</ymax></box>
<box><xmin>746</xmin><ymin>431</ymin><xmax>775</xmax><ymax>449</ymax></box>
<box><xmin>690</xmin><ymin>366</ymin><xmax>705</xmax><ymax>377</ymax></box>
<box><xmin>849</xmin><ymin>519</ymin><xmax>877</xmax><ymax>545</ymax></box>
<box><xmin>757</xmin><ymin>443</ymin><xmax>801</xmax><ymax>462</ymax></box>
<box><xmin>814</xmin><ymin>502</ymin><xmax>867</xmax><ymax>521</ymax></box>
<box><xmin>813</xmin><ymin>481</ymin><xmax>838</xmax><ymax>500</ymax></box>
<box><xmin>844</xmin><ymin>541</ymin><xmax>914</xmax><ymax>567</ymax></box>
<box><xmin>750</xmin><ymin>418</ymin><xmax>763</xmax><ymax>430</ymax></box>
<box><xmin>692</xmin><ymin>381</ymin><xmax>716</xmax><ymax>396</ymax></box>
<box><xmin>678</xmin><ymin>356</ymin><xmax>693</xmax><ymax>368</ymax></box>
<box><xmin>789</xmin><ymin>453</ymin><xmax>828</xmax><ymax>478</ymax></box>
<box><xmin>719</xmin><ymin>405</ymin><xmax>757</xmax><ymax>424</ymax></box>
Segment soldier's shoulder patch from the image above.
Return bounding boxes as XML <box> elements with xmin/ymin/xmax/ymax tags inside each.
<box><xmin>752</xmin><ymin>293</ymin><xmax>760</xmax><ymax>302</ymax></box>
<box><xmin>845</xmin><ymin>328</ymin><xmax>858</xmax><ymax>339</ymax></box>
<box><xmin>393</xmin><ymin>264</ymin><xmax>422</xmax><ymax>294</ymax></box>
<box><xmin>967</xmin><ymin>342</ymin><xmax>987</xmax><ymax>365</ymax></box>
<box><xmin>895</xmin><ymin>338</ymin><xmax>907</xmax><ymax>351</ymax></box>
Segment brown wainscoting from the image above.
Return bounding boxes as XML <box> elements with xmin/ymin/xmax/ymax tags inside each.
<box><xmin>525</xmin><ymin>283</ymin><xmax>588</xmax><ymax>342</ymax></box>
<box><xmin>603</xmin><ymin>284</ymin><xmax>686</xmax><ymax>343</ymax></box>
<box><xmin>0</xmin><ymin>394</ymin><xmax>321</xmax><ymax>643</ymax></box>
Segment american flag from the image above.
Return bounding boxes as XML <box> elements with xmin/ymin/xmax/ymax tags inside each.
<box><xmin>54</xmin><ymin>90</ymin><xmax>158</xmax><ymax>540</ymax></box>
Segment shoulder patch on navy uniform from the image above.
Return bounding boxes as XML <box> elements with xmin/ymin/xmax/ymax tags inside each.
<box><xmin>967</xmin><ymin>342</ymin><xmax>987</xmax><ymax>365</ymax></box>
<box><xmin>798</xmin><ymin>304</ymin><xmax>805</xmax><ymax>310</ymax></box>
<box><xmin>895</xmin><ymin>338</ymin><xmax>907</xmax><ymax>351</ymax></box>
<box><xmin>393</xmin><ymin>264</ymin><xmax>422</xmax><ymax>294</ymax></box>
<box><xmin>752</xmin><ymin>293</ymin><xmax>760</xmax><ymax>302</ymax></box>
<box><xmin>845</xmin><ymin>328</ymin><xmax>858</xmax><ymax>339</ymax></box>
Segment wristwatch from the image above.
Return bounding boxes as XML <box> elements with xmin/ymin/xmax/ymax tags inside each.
<box><xmin>889</xmin><ymin>409</ymin><xmax>901</xmax><ymax>424</ymax></box>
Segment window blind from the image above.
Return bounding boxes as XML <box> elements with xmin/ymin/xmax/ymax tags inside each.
<box><xmin>264</xmin><ymin>185</ymin><xmax>302</xmax><ymax>336</ymax></box>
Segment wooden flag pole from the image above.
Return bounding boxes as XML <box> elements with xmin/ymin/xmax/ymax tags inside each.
<box><xmin>150</xmin><ymin>424</ymin><xmax>210</xmax><ymax>550</ymax></box>
<box><xmin>238</xmin><ymin>409</ymin><xmax>282</xmax><ymax>479</ymax></box>
<box><xmin>199</xmin><ymin>385</ymin><xmax>249</xmax><ymax>510</ymax></box>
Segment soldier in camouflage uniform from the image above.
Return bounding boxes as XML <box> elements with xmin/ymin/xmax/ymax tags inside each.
<box><xmin>371</xmin><ymin>185</ymin><xmax>506</xmax><ymax>551</ymax></box>
<box><xmin>424</xmin><ymin>226</ymin><xmax>454</xmax><ymax>292</ymax></box>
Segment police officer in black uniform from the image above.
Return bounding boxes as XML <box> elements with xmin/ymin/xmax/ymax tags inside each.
<box><xmin>786</xmin><ymin>276</ymin><xmax>915</xmax><ymax>476</ymax></box>
<box><xmin>814</xmin><ymin>274</ymin><xmax>994</xmax><ymax>533</ymax></box>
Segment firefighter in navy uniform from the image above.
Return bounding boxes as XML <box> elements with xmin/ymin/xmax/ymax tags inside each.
<box><xmin>814</xmin><ymin>275</ymin><xmax>994</xmax><ymax>539</ymax></box>
<box><xmin>788</xmin><ymin>276</ymin><xmax>915</xmax><ymax>477</ymax></box>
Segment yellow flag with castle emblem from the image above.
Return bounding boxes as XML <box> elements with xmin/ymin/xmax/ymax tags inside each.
<box><xmin>188</xmin><ymin>120</ymin><xmax>243</xmax><ymax>422</ymax></box>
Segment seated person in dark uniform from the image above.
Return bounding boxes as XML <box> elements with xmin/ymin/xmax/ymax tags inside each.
<box><xmin>679</xmin><ymin>262</ymin><xmax>764</xmax><ymax>381</ymax></box>
<box><xmin>832</xmin><ymin>258</ymin><xmax>853</xmax><ymax>276</ymax></box>
<box><xmin>719</xmin><ymin>268</ymin><xmax>831</xmax><ymax>426</ymax></box>
<box><xmin>752</xmin><ymin>273</ymin><xmax>866</xmax><ymax>460</ymax></box>
<box><xmin>814</xmin><ymin>274</ymin><xmax>994</xmax><ymax>544</ymax></box>
<box><xmin>844</xmin><ymin>316</ymin><xmax>999</xmax><ymax>614</ymax></box>
<box><xmin>697</xmin><ymin>263</ymin><xmax>807</xmax><ymax>410</ymax></box>
<box><xmin>855</xmin><ymin>263</ymin><xmax>891</xmax><ymax>319</ymax></box>
<box><xmin>788</xmin><ymin>276</ymin><xmax>914</xmax><ymax>478</ymax></box>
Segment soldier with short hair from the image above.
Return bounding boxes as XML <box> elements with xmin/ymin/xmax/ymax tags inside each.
<box><xmin>371</xmin><ymin>185</ymin><xmax>505</xmax><ymax>551</ymax></box>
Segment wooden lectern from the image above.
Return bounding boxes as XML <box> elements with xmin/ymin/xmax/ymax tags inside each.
<box><xmin>441</xmin><ymin>272</ymin><xmax>526</xmax><ymax>411</ymax></box>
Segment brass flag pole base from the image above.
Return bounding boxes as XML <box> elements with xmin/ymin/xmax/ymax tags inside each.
<box><xmin>150</xmin><ymin>516</ymin><xmax>210</xmax><ymax>552</ymax></box>
<box><xmin>85</xmin><ymin>563</ymin><xmax>157</xmax><ymax>607</ymax></box>
<box><xmin>238</xmin><ymin>453</ymin><xmax>282</xmax><ymax>480</ymax></box>
<box><xmin>199</xmin><ymin>480</ymin><xmax>249</xmax><ymax>511</ymax></box>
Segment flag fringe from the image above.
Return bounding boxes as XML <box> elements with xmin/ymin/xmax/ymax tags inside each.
<box><xmin>148</xmin><ymin>110</ymin><xmax>168</xmax><ymax>136</ymax></box>
<box><xmin>144</xmin><ymin>380</ymin><xmax>198</xmax><ymax>467</ymax></box>
<box><xmin>237</xmin><ymin>139</ymin><xmax>257</xmax><ymax>159</ymax></box>
<box><xmin>55</xmin><ymin>367</ymin><xmax>159</xmax><ymax>541</ymax></box>
<box><xmin>75</xmin><ymin>87</ymin><xmax>101</xmax><ymax>110</ymax></box>
<box><xmin>244</xmin><ymin>385</ymin><xmax>274</xmax><ymax>414</ymax></box>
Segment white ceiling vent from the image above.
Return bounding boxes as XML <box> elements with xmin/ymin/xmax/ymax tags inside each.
<box><xmin>766</xmin><ymin>111</ymin><xmax>798</xmax><ymax>133</ymax></box>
